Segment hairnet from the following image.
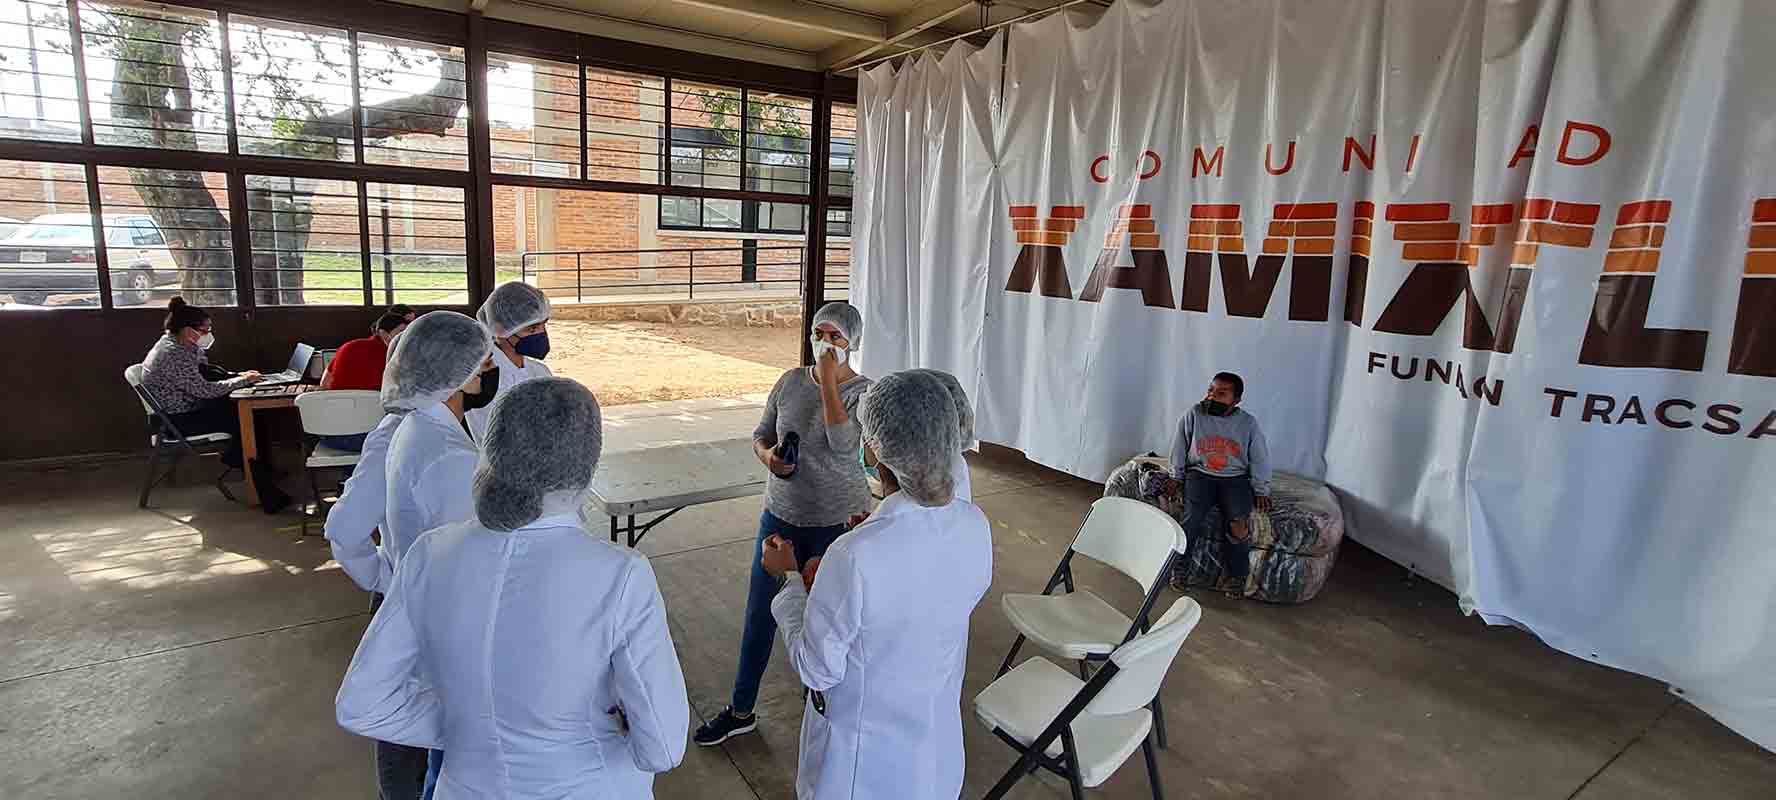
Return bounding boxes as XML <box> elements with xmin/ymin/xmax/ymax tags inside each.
<box><xmin>810</xmin><ymin>301</ymin><xmax>863</xmax><ymax>347</ymax></box>
<box><xmin>380</xmin><ymin>311</ymin><xmax>493</xmax><ymax>413</ymax></box>
<box><xmin>478</xmin><ymin>281</ymin><xmax>552</xmax><ymax>338</ymax></box>
<box><xmin>909</xmin><ymin>368</ymin><xmax>974</xmax><ymax>446</ymax></box>
<box><xmin>473</xmin><ymin>377</ymin><xmax>604</xmax><ymax>531</ymax></box>
<box><xmin>859</xmin><ymin>370</ymin><xmax>959</xmax><ymax>507</ymax></box>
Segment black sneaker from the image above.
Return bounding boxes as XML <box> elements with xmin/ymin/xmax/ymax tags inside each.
<box><xmin>693</xmin><ymin>707</ymin><xmax>758</xmax><ymax>746</ymax></box>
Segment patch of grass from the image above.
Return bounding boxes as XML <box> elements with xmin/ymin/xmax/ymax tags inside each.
<box><xmin>269</xmin><ymin>253</ymin><xmax>502</xmax><ymax>305</ymax></box>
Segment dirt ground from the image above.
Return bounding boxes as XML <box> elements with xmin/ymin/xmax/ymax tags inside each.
<box><xmin>545</xmin><ymin>320</ymin><xmax>801</xmax><ymax>405</ymax></box>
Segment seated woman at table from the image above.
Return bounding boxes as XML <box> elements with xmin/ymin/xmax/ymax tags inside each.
<box><xmin>140</xmin><ymin>297</ymin><xmax>262</xmax><ymax>467</ymax></box>
<box><xmin>337</xmin><ymin>377</ymin><xmax>690</xmax><ymax>799</ymax></box>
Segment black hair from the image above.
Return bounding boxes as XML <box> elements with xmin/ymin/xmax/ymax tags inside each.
<box><xmin>163</xmin><ymin>296</ymin><xmax>210</xmax><ymax>335</ymax></box>
<box><xmin>373</xmin><ymin>312</ymin><xmax>407</xmax><ymax>334</ymax></box>
<box><xmin>387</xmin><ymin>303</ymin><xmax>415</xmax><ymax>319</ymax></box>
<box><xmin>1212</xmin><ymin>371</ymin><xmax>1244</xmax><ymax>399</ymax></box>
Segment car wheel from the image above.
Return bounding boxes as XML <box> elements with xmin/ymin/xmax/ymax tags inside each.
<box><xmin>124</xmin><ymin>270</ymin><xmax>153</xmax><ymax>306</ymax></box>
<box><xmin>11</xmin><ymin>291</ymin><xmax>46</xmax><ymax>305</ymax></box>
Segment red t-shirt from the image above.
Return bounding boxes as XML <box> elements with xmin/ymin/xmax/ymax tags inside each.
<box><xmin>322</xmin><ymin>335</ymin><xmax>389</xmax><ymax>391</ymax></box>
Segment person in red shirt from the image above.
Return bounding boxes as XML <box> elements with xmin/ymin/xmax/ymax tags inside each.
<box><xmin>323</xmin><ymin>312</ymin><xmax>407</xmax><ymax>392</ymax></box>
<box><xmin>317</xmin><ymin>312</ymin><xmax>407</xmax><ymax>452</ymax></box>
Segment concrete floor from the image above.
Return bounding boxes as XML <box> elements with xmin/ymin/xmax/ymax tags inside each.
<box><xmin>2</xmin><ymin>447</ymin><xmax>1772</xmax><ymax>799</ymax></box>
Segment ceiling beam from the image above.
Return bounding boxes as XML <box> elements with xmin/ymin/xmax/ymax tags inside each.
<box><xmin>496</xmin><ymin>0</ymin><xmax>818</xmax><ymax>70</ymax></box>
<box><xmin>671</xmin><ymin>0</ymin><xmax>887</xmax><ymax>42</ymax></box>
<box><xmin>818</xmin><ymin>0</ymin><xmax>977</xmax><ymax>71</ymax></box>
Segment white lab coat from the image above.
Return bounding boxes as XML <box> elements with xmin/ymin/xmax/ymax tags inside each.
<box><xmin>336</xmin><ymin>513</ymin><xmax>690</xmax><ymax>799</ymax></box>
<box><xmin>770</xmin><ymin>492</ymin><xmax>993</xmax><ymax>800</ymax></box>
<box><xmin>951</xmin><ymin>451</ymin><xmax>973</xmax><ymax>503</ymax></box>
<box><xmin>323</xmin><ymin>413</ymin><xmax>403</xmax><ymax>593</ymax></box>
<box><xmin>466</xmin><ymin>346</ymin><xmax>553</xmax><ymax>442</ymax></box>
<box><xmin>383</xmin><ymin>403</ymin><xmax>479</xmax><ymax>569</ymax></box>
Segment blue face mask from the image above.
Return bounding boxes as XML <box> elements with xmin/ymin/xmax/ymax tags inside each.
<box><xmin>513</xmin><ymin>330</ymin><xmax>550</xmax><ymax>360</ymax></box>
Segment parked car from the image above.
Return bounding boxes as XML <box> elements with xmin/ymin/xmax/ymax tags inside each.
<box><xmin>0</xmin><ymin>213</ymin><xmax>180</xmax><ymax>306</ymax></box>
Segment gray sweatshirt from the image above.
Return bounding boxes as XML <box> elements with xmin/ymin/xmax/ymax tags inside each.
<box><xmin>754</xmin><ymin>367</ymin><xmax>874</xmax><ymax>527</ymax></box>
<box><xmin>1169</xmin><ymin>405</ymin><xmax>1272</xmax><ymax>496</ymax></box>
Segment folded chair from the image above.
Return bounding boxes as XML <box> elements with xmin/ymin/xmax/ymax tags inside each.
<box><xmin>124</xmin><ymin>364</ymin><xmax>238</xmax><ymax>508</ymax></box>
<box><xmin>978</xmin><ymin>596</ymin><xmax>1203</xmax><ymax>800</ymax></box>
<box><xmin>998</xmin><ymin>496</ymin><xmax>1186</xmax><ymax>747</ymax></box>
<box><xmin>294</xmin><ymin>390</ymin><xmax>383</xmax><ymax>536</ymax></box>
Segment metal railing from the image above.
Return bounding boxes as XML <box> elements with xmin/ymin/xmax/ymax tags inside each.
<box><xmin>518</xmin><ymin>244</ymin><xmax>812</xmax><ymax>304</ymax></box>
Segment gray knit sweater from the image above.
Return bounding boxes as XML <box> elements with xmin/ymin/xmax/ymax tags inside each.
<box><xmin>753</xmin><ymin>367</ymin><xmax>873</xmax><ymax>528</ymax></box>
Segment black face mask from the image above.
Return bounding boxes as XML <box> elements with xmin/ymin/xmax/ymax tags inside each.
<box><xmin>463</xmin><ymin>367</ymin><xmax>499</xmax><ymax>411</ymax></box>
<box><xmin>1199</xmin><ymin>398</ymin><xmax>1233</xmax><ymax>416</ymax></box>
<box><xmin>513</xmin><ymin>330</ymin><xmax>550</xmax><ymax>360</ymax></box>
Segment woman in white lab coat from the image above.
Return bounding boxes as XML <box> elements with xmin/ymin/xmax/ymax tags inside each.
<box><xmin>764</xmin><ymin>370</ymin><xmax>993</xmax><ymax>800</ymax></box>
<box><xmin>467</xmin><ymin>281</ymin><xmax>554</xmax><ymax>441</ymax></box>
<box><xmin>382</xmin><ymin>311</ymin><xmax>497</xmax><ymax>571</ymax></box>
<box><xmin>908</xmin><ymin>368</ymin><xmax>975</xmax><ymax>503</ymax></box>
<box><xmin>338</xmin><ymin>377</ymin><xmax>690</xmax><ymax>799</ymax></box>
<box><xmin>358</xmin><ymin>310</ymin><xmax>495</xmax><ymax>800</ymax></box>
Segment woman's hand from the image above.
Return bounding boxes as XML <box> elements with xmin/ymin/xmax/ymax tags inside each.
<box><xmin>761</xmin><ymin>534</ymin><xmax>797</xmax><ymax>578</ymax></box>
<box><xmin>815</xmin><ymin>347</ymin><xmax>841</xmax><ymax>388</ymax></box>
<box><xmin>756</xmin><ymin>440</ymin><xmax>796</xmax><ymax>477</ymax></box>
<box><xmin>240</xmin><ymin>370</ymin><xmax>264</xmax><ymax>383</ymax></box>
<box><xmin>800</xmin><ymin>556</ymin><xmax>823</xmax><ymax>591</ymax></box>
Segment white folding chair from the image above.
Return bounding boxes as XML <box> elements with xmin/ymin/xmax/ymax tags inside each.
<box><xmin>123</xmin><ymin>364</ymin><xmax>239</xmax><ymax>508</ymax></box>
<box><xmin>997</xmin><ymin>496</ymin><xmax>1187</xmax><ymax>747</ymax></box>
<box><xmin>977</xmin><ymin>596</ymin><xmax>1203</xmax><ymax>800</ymax></box>
<box><xmin>294</xmin><ymin>390</ymin><xmax>383</xmax><ymax>536</ymax></box>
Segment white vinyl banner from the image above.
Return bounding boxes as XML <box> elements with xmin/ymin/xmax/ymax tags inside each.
<box><xmin>854</xmin><ymin>0</ymin><xmax>1776</xmax><ymax>750</ymax></box>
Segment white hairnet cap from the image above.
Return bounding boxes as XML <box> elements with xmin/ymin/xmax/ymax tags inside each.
<box><xmin>380</xmin><ymin>311</ymin><xmax>493</xmax><ymax>413</ymax></box>
<box><xmin>910</xmin><ymin>368</ymin><xmax>973</xmax><ymax>446</ymax></box>
<box><xmin>810</xmin><ymin>301</ymin><xmax>862</xmax><ymax>347</ymax></box>
<box><xmin>474</xmin><ymin>377</ymin><xmax>603</xmax><ymax>531</ymax></box>
<box><xmin>859</xmin><ymin>370</ymin><xmax>959</xmax><ymax>507</ymax></box>
<box><xmin>478</xmin><ymin>281</ymin><xmax>552</xmax><ymax>338</ymax></box>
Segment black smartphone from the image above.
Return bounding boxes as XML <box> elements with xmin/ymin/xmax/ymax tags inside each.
<box><xmin>775</xmin><ymin>431</ymin><xmax>801</xmax><ymax>477</ymax></box>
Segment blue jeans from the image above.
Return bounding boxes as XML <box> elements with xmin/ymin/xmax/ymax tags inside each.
<box><xmin>1184</xmin><ymin>472</ymin><xmax>1255</xmax><ymax>578</ymax></box>
<box><xmin>730</xmin><ymin>509</ymin><xmax>848</xmax><ymax>714</ymax></box>
<box><xmin>422</xmin><ymin>749</ymin><xmax>443</xmax><ymax>800</ymax></box>
<box><xmin>321</xmin><ymin>432</ymin><xmax>368</xmax><ymax>452</ymax></box>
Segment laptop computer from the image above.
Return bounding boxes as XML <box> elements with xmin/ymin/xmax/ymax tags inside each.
<box><xmin>256</xmin><ymin>342</ymin><xmax>317</xmax><ymax>386</ymax></box>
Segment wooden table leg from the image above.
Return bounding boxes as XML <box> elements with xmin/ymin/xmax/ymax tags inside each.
<box><xmin>238</xmin><ymin>400</ymin><xmax>260</xmax><ymax>506</ymax></box>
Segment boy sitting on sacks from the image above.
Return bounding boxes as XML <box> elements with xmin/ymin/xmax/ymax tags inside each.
<box><xmin>1163</xmin><ymin>371</ymin><xmax>1272</xmax><ymax>597</ymax></box>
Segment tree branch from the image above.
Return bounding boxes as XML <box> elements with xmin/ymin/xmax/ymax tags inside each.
<box><xmin>300</xmin><ymin>56</ymin><xmax>467</xmax><ymax>141</ymax></box>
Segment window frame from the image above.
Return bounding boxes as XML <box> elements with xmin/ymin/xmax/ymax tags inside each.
<box><xmin>0</xmin><ymin>0</ymin><xmax>848</xmax><ymax>311</ymax></box>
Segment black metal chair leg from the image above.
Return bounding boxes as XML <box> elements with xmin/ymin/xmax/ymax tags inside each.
<box><xmin>1142</xmin><ymin>733</ymin><xmax>1164</xmax><ymax>800</ymax></box>
<box><xmin>1077</xmin><ymin>659</ymin><xmax>1090</xmax><ymax>679</ymax></box>
<box><xmin>982</xmin><ymin>751</ymin><xmax>1036</xmax><ymax>800</ymax></box>
<box><xmin>996</xmin><ymin>634</ymin><xmax>1027</xmax><ymax>678</ymax></box>
<box><xmin>303</xmin><ymin>465</ymin><xmax>320</xmax><ymax>536</ymax></box>
<box><xmin>139</xmin><ymin>447</ymin><xmax>161</xmax><ymax>508</ymax></box>
<box><xmin>1151</xmin><ymin>696</ymin><xmax>1168</xmax><ymax>749</ymax></box>
<box><xmin>1060</xmin><ymin>726</ymin><xmax>1086</xmax><ymax>800</ymax></box>
<box><xmin>215</xmin><ymin>466</ymin><xmax>237</xmax><ymax>503</ymax></box>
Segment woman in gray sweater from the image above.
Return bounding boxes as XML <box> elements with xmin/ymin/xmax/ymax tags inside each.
<box><xmin>694</xmin><ymin>302</ymin><xmax>872</xmax><ymax>747</ymax></box>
